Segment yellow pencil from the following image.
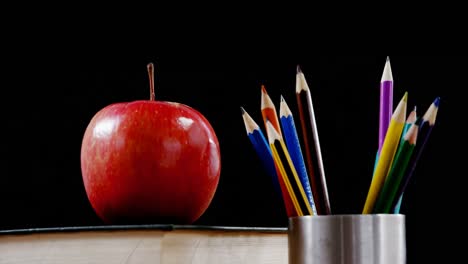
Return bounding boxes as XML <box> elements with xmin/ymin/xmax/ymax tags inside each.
<box><xmin>265</xmin><ymin>120</ymin><xmax>313</xmax><ymax>216</ymax></box>
<box><xmin>363</xmin><ymin>92</ymin><xmax>408</xmax><ymax>214</ymax></box>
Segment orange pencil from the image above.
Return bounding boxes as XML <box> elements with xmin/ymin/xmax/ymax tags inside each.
<box><xmin>261</xmin><ymin>85</ymin><xmax>282</xmax><ymax>136</ymax></box>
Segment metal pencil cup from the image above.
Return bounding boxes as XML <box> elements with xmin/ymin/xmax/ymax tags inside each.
<box><xmin>288</xmin><ymin>214</ymin><xmax>406</xmax><ymax>264</ymax></box>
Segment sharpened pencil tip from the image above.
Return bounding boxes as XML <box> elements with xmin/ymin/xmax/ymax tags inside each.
<box><xmin>265</xmin><ymin>119</ymin><xmax>281</xmax><ymax>143</ymax></box>
<box><xmin>407</xmin><ymin>106</ymin><xmax>418</xmax><ymax>123</ymax></box>
<box><xmin>241</xmin><ymin>108</ymin><xmax>260</xmax><ymax>134</ymax></box>
<box><xmin>296</xmin><ymin>65</ymin><xmax>302</xmax><ymax>73</ymax></box>
<box><xmin>381</xmin><ymin>57</ymin><xmax>393</xmax><ymax>82</ymax></box>
<box><xmin>403</xmin><ymin>92</ymin><xmax>408</xmax><ymax>102</ymax></box>
<box><xmin>386</xmin><ymin>56</ymin><xmax>390</xmax><ymax>62</ymax></box>
<box><xmin>422</xmin><ymin>97</ymin><xmax>440</xmax><ymax>125</ymax></box>
<box><xmin>404</xmin><ymin>121</ymin><xmax>419</xmax><ymax>145</ymax></box>
<box><xmin>261</xmin><ymin>85</ymin><xmax>277</xmax><ymax>111</ymax></box>
<box><xmin>279</xmin><ymin>96</ymin><xmax>293</xmax><ymax>118</ymax></box>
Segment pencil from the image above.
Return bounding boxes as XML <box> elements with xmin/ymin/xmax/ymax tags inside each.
<box><xmin>385</xmin><ymin>105</ymin><xmax>417</xmax><ymax>177</ymax></box>
<box><xmin>402</xmin><ymin>106</ymin><xmax>418</xmax><ymax>142</ymax></box>
<box><xmin>265</xmin><ymin>120</ymin><xmax>313</xmax><ymax>216</ymax></box>
<box><xmin>393</xmin><ymin>105</ymin><xmax>417</xmax><ymax>213</ymax></box>
<box><xmin>279</xmin><ymin>96</ymin><xmax>317</xmax><ymax>215</ymax></box>
<box><xmin>261</xmin><ymin>85</ymin><xmax>282</xmax><ymax>136</ymax></box>
<box><xmin>373</xmin><ymin>106</ymin><xmax>417</xmax><ymax>174</ymax></box>
<box><xmin>296</xmin><ymin>65</ymin><xmax>331</xmax><ymax>215</ymax></box>
<box><xmin>379</xmin><ymin>56</ymin><xmax>394</xmax><ymax>151</ymax></box>
<box><xmin>241</xmin><ymin>107</ymin><xmax>282</xmax><ymax>195</ymax></box>
<box><xmin>372</xmin><ymin>57</ymin><xmax>394</xmax><ymax>175</ymax></box>
<box><xmin>373</xmin><ymin>121</ymin><xmax>419</xmax><ymax>213</ymax></box>
<box><xmin>363</xmin><ymin>92</ymin><xmax>407</xmax><ymax>214</ymax></box>
<box><xmin>392</xmin><ymin>97</ymin><xmax>440</xmax><ymax>213</ymax></box>
<box><xmin>241</xmin><ymin>107</ymin><xmax>296</xmax><ymax>217</ymax></box>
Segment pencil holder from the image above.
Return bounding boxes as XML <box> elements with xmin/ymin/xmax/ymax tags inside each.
<box><xmin>288</xmin><ymin>214</ymin><xmax>406</xmax><ymax>264</ymax></box>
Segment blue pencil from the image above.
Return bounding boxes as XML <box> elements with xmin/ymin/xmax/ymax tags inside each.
<box><xmin>279</xmin><ymin>96</ymin><xmax>317</xmax><ymax>215</ymax></box>
<box><xmin>241</xmin><ymin>107</ymin><xmax>282</xmax><ymax>196</ymax></box>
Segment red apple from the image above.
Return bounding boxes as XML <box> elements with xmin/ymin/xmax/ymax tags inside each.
<box><xmin>80</xmin><ymin>63</ymin><xmax>221</xmax><ymax>224</ymax></box>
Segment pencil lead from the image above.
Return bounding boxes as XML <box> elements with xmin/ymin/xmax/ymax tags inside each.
<box><xmin>434</xmin><ymin>97</ymin><xmax>441</xmax><ymax>107</ymax></box>
<box><xmin>240</xmin><ymin>107</ymin><xmax>246</xmax><ymax>114</ymax></box>
<box><xmin>296</xmin><ymin>65</ymin><xmax>302</xmax><ymax>73</ymax></box>
<box><xmin>261</xmin><ymin>84</ymin><xmax>267</xmax><ymax>94</ymax></box>
<box><xmin>280</xmin><ymin>95</ymin><xmax>285</xmax><ymax>102</ymax></box>
<box><xmin>402</xmin><ymin>92</ymin><xmax>408</xmax><ymax>102</ymax></box>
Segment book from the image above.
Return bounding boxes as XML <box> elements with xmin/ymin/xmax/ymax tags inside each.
<box><xmin>0</xmin><ymin>225</ymin><xmax>288</xmax><ymax>264</ymax></box>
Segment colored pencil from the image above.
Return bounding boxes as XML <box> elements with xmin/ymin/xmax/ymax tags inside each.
<box><xmin>363</xmin><ymin>92</ymin><xmax>407</xmax><ymax>214</ymax></box>
<box><xmin>373</xmin><ymin>121</ymin><xmax>419</xmax><ymax>213</ymax></box>
<box><xmin>295</xmin><ymin>65</ymin><xmax>331</xmax><ymax>215</ymax></box>
<box><xmin>372</xmin><ymin>57</ymin><xmax>394</xmax><ymax>176</ymax></box>
<box><xmin>265</xmin><ymin>120</ymin><xmax>313</xmax><ymax>216</ymax></box>
<box><xmin>279</xmin><ymin>96</ymin><xmax>317</xmax><ymax>215</ymax></box>
<box><xmin>241</xmin><ymin>107</ymin><xmax>295</xmax><ymax>217</ymax></box>
<box><xmin>241</xmin><ymin>107</ymin><xmax>282</xmax><ymax>195</ymax></box>
<box><xmin>374</xmin><ymin>106</ymin><xmax>417</xmax><ymax>174</ymax></box>
<box><xmin>379</xmin><ymin>56</ymin><xmax>394</xmax><ymax>151</ymax></box>
<box><xmin>261</xmin><ymin>85</ymin><xmax>282</xmax><ymax>136</ymax></box>
<box><xmin>392</xmin><ymin>97</ymin><xmax>440</xmax><ymax>213</ymax></box>
<box><xmin>401</xmin><ymin>106</ymin><xmax>418</xmax><ymax>143</ymax></box>
<box><xmin>392</xmin><ymin>106</ymin><xmax>417</xmax><ymax>213</ymax></box>
<box><xmin>385</xmin><ymin>105</ymin><xmax>418</xmax><ymax>176</ymax></box>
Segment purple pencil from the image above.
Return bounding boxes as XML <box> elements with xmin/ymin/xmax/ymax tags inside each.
<box><xmin>379</xmin><ymin>57</ymin><xmax>394</xmax><ymax>151</ymax></box>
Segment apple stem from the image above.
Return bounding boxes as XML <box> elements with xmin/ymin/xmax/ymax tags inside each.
<box><xmin>147</xmin><ymin>63</ymin><xmax>155</xmax><ymax>101</ymax></box>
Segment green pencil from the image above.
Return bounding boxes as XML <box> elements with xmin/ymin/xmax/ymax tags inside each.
<box><xmin>393</xmin><ymin>105</ymin><xmax>417</xmax><ymax>213</ymax></box>
<box><xmin>373</xmin><ymin>120</ymin><xmax>419</xmax><ymax>214</ymax></box>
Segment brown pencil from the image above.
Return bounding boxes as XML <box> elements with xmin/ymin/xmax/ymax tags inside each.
<box><xmin>295</xmin><ymin>65</ymin><xmax>331</xmax><ymax>215</ymax></box>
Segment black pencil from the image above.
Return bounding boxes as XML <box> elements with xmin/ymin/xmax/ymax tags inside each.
<box><xmin>392</xmin><ymin>97</ymin><xmax>440</xmax><ymax>213</ymax></box>
<box><xmin>295</xmin><ymin>65</ymin><xmax>331</xmax><ymax>215</ymax></box>
<box><xmin>265</xmin><ymin>120</ymin><xmax>313</xmax><ymax>216</ymax></box>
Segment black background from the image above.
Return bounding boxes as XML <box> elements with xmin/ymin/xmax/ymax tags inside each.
<box><xmin>1</xmin><ymin>55</ymin><xmax>461</xmax><ymax>263</ymax></box>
